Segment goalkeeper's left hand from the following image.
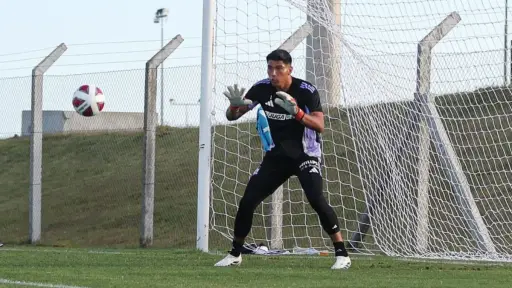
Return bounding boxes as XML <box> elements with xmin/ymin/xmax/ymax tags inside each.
<box><xmin>275</xmin><ymin>91</ymin><xmax>305</xmax><ymax>121</ymax></box>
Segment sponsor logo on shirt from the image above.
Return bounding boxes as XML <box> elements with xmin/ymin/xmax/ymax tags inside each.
<box><xmin>265</xmin><ymin>111</ymin><xmax>293</xmax><ymax>121</ymax></box>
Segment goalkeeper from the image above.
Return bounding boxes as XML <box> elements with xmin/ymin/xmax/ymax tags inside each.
<box><xmin>214</xmin><ymin>49</ymin><xmax>351</xmax><ymax>270</ymax></box>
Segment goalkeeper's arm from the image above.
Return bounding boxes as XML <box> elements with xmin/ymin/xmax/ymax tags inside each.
<box><xmin>226</xmin><ymin>105</ymin><xmax>252</xmax><ymax>121</ymax></box>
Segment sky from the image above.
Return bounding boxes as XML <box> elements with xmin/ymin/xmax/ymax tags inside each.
<box><xmin>0</xmin><ymin>0</ymin><xmax>510</xmax><ymax>137</ymax></box>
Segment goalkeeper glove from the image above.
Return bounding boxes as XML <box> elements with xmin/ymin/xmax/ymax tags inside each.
<box><xmin>275</xmin><ymin>91</ymin><xmax>305</xmax><ymax>121</ymax></box>
<box><xmin>223</xmin><ymin>84</ymin><xmax>252</xmax><ymax>112</ymax></box>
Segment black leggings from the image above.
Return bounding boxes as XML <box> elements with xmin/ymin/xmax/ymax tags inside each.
<box><xmin>233</xmin><ymin>153</ymin><xmax>341</xmax><ymax>239</ymax></box>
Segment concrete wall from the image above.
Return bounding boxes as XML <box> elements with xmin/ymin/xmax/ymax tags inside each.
<box><xmin>21</xmin><ymin>110</ymin><xmax>152</xmax><ymax>136</ymax></box>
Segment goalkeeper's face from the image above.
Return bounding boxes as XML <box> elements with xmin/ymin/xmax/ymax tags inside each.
<box><xmin>267</xmin><ymin>60</ymin><xmax>293</xmax><ymax>90</ymax></box>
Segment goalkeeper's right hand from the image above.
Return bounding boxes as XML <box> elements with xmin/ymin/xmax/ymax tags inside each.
<box><xmin>223</xmin><ymin>84</ymin><xmax>252</xmax><ymax>108</ymax></box>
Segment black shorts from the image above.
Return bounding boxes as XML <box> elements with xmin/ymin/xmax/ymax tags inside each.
<box><xmin>256</xmin><ymin>152</ymin><xmax>321</xmax><ymax>177</ymax></box>
<box><xmin>248</xmin><ymin>153</ymin><xmax>322</xmax><ymax>195</ymax></box>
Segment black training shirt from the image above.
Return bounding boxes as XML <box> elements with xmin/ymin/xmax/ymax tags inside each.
<box><xmin>245</xmin><ymin>76</ymin><xmax>323</xmax><ymax>159</ymax></box>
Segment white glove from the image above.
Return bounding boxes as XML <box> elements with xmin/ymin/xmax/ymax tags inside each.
<box><xmin>223</xmin><ymin>84</ymin><xmax>252</xmax><ymax>107</ymax></box>
<box><xmin>275</xmin><ymin>91</ymin><xmax>299</xmax><ymax>115</ymax></box>
<box><xmin>275</xmin><ymin>91</ymin><xmax>305</xmax><ymax>121</ymax></box>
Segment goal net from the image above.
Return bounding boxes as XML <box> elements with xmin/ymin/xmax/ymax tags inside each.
<box><xmin>206</xmin><ymin>0</ymin><xmax>512</xmax><ymax>262</ymax></box>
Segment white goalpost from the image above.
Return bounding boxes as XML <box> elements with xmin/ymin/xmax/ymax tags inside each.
<box><xmin>198</xmin><ymin>0</ymin><xmax>512</xmax><ymax>262</ymax></box>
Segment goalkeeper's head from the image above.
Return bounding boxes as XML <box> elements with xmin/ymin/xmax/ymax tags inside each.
<box><xmin>266</xmin><ymin>49</ymin><xmax>293</xmax><ymax>91</ymax></box>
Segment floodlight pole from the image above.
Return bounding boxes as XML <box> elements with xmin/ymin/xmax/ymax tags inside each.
<box><xmin>154</xmin><ymin>8</ymin><xmax>169</xmax><ymax>125</ymax></box>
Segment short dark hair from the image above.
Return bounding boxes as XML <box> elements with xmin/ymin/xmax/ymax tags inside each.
<box><xmin>266</xmin><ymin>49</ymin><xmax>292</xmax><ymax>65</ymax></box>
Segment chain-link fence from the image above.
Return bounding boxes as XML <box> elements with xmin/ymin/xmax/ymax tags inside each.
<box><xmin>0</xmin><ymin>40</ymin><xmax>208</xmax><ymax>249</ymax></box>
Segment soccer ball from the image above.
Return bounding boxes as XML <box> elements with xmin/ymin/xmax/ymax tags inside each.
<box><xmin>72</xmin><ymin>84</ymin><xmax>105</xmax><ymax>117</ymax></box>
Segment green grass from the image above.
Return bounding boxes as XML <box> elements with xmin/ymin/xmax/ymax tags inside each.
<box><xmin>0</xmin><ymin>247</ymin><xmax>512</xmax><ymax>288</ymax></box>
<box><xmin>2</xmin><ymin>85</ymin><xmax>512</xmax><ymax>286</ymax></box>
<box><xmin>0</xmin><ymin>126</ymin><xmax>207</xmax><ymax>248</ymax></box>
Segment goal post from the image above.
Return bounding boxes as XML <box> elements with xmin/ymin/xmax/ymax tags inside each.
<box><xmin>196</xmin><ymin>0</ymin><xmax>215</xmax><ymax>253</ymax></box>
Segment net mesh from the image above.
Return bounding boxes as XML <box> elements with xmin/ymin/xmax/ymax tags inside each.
<box><xmin>209</xmin><ymin>0</ymin><xmax>512</xmax><ymax>262</ymax></box>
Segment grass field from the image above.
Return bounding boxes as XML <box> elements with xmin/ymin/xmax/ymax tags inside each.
<box><xmin>1</xmin><ymin>246</ymin><xmax>512</xmax><ymax>288</ymax></box>
<box><xmin>2</xmin><ymin>86</ymin><xmax>512</xmax><ymax>286</ymax></box>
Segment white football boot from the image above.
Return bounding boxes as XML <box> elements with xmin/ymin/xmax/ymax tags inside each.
<box><xmin>214</xmin><ymin>253</ymin><xmax>242</xmax><ymax>267</ymax></box>
<box><xmin>331</xmin><ymin>256</ymin><xmax>351</xmax><ymax>270</ymax></box>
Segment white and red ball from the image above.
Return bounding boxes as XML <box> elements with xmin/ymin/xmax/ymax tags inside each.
<box><xmin>72</xmin><ymin>84</ymin><xmax>105</xmax><ymax>117</ymax></box>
